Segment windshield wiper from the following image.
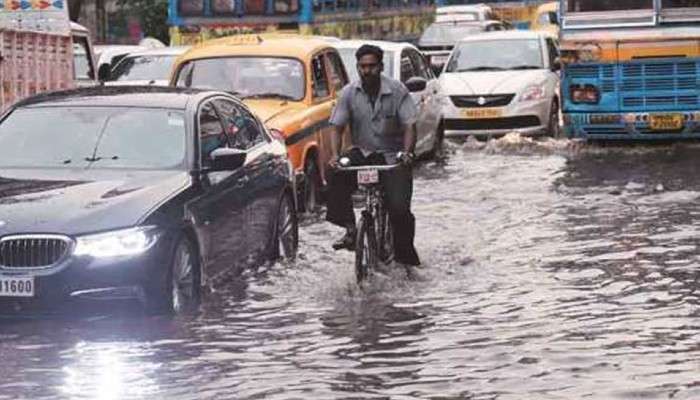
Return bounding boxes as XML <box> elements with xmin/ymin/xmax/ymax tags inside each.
<box><xmin>242</xmin><ymin>93</ymin><xmax>295</xmax><ymax>100</ymax></box>
<box><xmin>509</xmin><ymin>65</ymin><xmax>541</xmax><ymax>70</ymax></box>
<box><xmin>455</xmin><ymin>66</ymin><xmax>505</xmax><ymax>72</ymax></box>
<box><xmin>84</xmin><ymin>155</ymin><xmax>119</xmax><ymax>162</ymax></box>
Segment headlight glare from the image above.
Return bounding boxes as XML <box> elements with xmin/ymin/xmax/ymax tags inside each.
<box><xmin>519</xmin><ymin>84</ymin><xmax>546</xmax><ymax>102</ymax></box>
<box><xmin>74</xmin><ymin>226</ymin><xmax>159</xmax><ymax>258</ymax></box>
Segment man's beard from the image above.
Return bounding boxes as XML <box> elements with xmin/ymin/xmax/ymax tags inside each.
<box><xmin>361</xmin><ymin>74</ymin><xmax>380</xmax><ymax>90</ymax></box>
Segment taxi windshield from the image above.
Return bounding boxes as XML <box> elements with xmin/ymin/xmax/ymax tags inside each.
<box><xmin>446</xmin><ymin>39</ymin><xmax>543</xmax><ymax>72</ymax></box>
<box><xmin>175</xmin><ymin>57</ymin><xmax>305</xmax><ymax>101</ymax></box>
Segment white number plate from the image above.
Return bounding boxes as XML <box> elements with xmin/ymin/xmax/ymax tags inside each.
<box><xmin>357</xmin><ymin>169</ymin><xmax>379</xmax><ymax>184</ymax></box>
<box><xmin>431</xmin><ymin>55</ymin><xmax>449</xmax><ymax>65</ymax></box>
<box><xmin>0</xmin><ymin>277</ymin><xmax>35</xmax><ymax>297</ymax></box>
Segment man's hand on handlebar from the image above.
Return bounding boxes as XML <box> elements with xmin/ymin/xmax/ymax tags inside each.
<box><xmin>397</xmin><ymin>151</ymin><xmax>415</xmax><ymax>167</ymax></box>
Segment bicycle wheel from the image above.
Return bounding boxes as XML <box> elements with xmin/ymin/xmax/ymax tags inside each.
<box><xmin>355</xmin><ymin>214</ymin><xmax>377</xmax><ymax>283</ymax></box>
<box><xmin>377</xmin><ymin>206</ymin><xmax>394</xmax><ymax>263</ymax></box>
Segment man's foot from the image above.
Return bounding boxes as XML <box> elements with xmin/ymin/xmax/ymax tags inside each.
<box><xmin>332</xmin><ymin>230</ymin><xmax>356</xmax><ymax>251</ymax></box>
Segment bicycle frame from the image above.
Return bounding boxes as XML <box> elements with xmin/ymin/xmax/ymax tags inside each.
<box><xmin>337</xmin><ymin>163</ymin><xmax>399</xmax><ymax>282</ymax></box>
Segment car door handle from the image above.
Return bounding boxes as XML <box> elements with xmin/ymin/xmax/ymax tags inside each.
<box><xmin>234</xmin><ymin>175</ymin><xmax>250</xmax><ymax>189</ymax></box>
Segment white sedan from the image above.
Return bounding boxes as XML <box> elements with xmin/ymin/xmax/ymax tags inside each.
<box><xmin>439</xmin><ymin>30</ymin><xmax>561</xmax><ymax>138</ymax></box>
<box><xmin>334</xmin><ymin>40</ymin><xmax>445</xmax><ymax>158</ymax></box>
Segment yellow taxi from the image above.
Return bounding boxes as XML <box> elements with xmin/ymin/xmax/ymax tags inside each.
<box><xmin>170</xmin><ymin>34</ymin><xmax>349</xmax><ymax>211</ymax></box>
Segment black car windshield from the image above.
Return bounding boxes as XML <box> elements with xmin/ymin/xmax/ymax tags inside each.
<box><xmin>446</xmin><ymin>39</ymin><xmax>544</xmax><ymax>72</ymax></box>
<box><xmin>0</xmin><ymin>107</ymin><xmax>186</xmax><ymax>169</ymax></box>
<box><xmin>419</xmin><ymin>24</ymin><xmax>484</xmax><ymax>45</ymax></box>
<box><xmin>566</xmin><ymin>0</ymin><xmax>653</xmax><ymax>12</ymax></box>
<box><xmin>337</xmin><ymin>48</ymin><xmax>395</xmax><ymax>82</ymax></box>
<box><xmin>175</xmin><ymin>57</ymin><xmax>305</xmax><ymax>101</ymax></box>
<box><xmin>111</xmin><ymin>55</ymin><xmax>178</xmax><ymax>81</ymax></box>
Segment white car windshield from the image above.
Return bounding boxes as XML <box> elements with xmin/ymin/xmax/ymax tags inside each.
<box><xmin>337</xmin><ymin>48</ymin><xmax>395</xmax><ymax>82</ymax></box>
<box><xmin>112</xmin><ymin>55</ymin><xmax>178</xmax><ymax>82</ymax></box>
<box><xmin>0</xmin><ymin>107</ymin><xmax>186</xmax><ymax>169</ymax></box>
<box><xmin>175</xmin><ymin>57</ymin><xmax>305</xmax><ymax>101</ymax></box>
<box><xmin>445</xmin><ymin>39</ymin><xmax>544</xmax><ymax>72</ymax></box>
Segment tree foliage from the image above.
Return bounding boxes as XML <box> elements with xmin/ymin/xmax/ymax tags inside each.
<box><xmin>116</xmin><ymin>0</ymin><xmax>170</xmax><ymax>44</ymax></box>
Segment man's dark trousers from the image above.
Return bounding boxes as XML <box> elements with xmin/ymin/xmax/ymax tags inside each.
<box><xmin>326</xmin><ymin>148</ymin><xmax>420</xmax><ymax>266</ymax></box>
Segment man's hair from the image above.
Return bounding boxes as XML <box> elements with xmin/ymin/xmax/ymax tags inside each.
<box><xmin>355</xmin><ymin>44</ymin><xmax>384</xmax><ymax>62</ymax></box>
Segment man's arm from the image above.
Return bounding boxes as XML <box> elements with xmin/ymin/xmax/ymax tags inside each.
<box><xmin>402</xmin><ymin>122</ymin><xmax>417</xmax><ymax>155</ymax></box>
<box><xmin>329</xmin><ymin>87</ymin><xmax>351</xmax><ymax>167</ymax></box>
<box><xmin>397</xmin><ymin>85</ymin><xmax>418</xmax><ymax>162</ymax></box>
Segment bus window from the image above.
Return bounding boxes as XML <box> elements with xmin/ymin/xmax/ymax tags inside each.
<box><xmin>274</xmin><ymin>0</ymin><xmax>299</xmax><ymax>13</ymax></box>
<box><xmin>661</xmin><ymin>0</ymin><xmax>700</xmax><ymax>6</ymax></box>
<box><xmin>567</xmin><ymin>0</ymin><xmax>653</xmax><ymax>12</ymax></box>
<box><xmin>179</xmin><ymin>0</ymin><xmax>204</xmax><ymax>15</ymax></box>
<box><xmin>213</xmin><ymin>0</ymin><xmax>236</xmax><ymax>13</ymax></box>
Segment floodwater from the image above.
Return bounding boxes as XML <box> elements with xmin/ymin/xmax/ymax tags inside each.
<box><xmin>1</xmin><ymin>134</ymin><xmax>699</xmax><ymax>399</ymax></box>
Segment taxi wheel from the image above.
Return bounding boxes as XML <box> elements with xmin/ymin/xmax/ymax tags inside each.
<box><xmin>144</xmin><ymin>236</ymin><xmax>200</xmax><ymax>315</ymax></box>
<box><xmin>547</xmin><ymin>100</ymin><xmax>561</xmax><ymax>138</ymax></box>
<box><xmin>302</xmin><ymin>158</ymin><xmax>320</xmax><ymax>213</ymax></box>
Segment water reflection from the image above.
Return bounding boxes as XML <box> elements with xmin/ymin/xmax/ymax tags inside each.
<box><xmin>1</xmin><ymin>138</ymin><xmax>700</xmax><ymax>399</ymax></box>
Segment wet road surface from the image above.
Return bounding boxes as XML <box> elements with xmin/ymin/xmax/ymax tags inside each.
<box><xmin>1</xmin><ymin>134</ymin><xmax>699</xmax><ymax>399</ymax></box>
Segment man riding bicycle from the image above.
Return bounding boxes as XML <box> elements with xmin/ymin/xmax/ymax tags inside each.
<box><xmin>327</xmin><ymin>44</ymin><xmax>421</xmax><ymax>269</ymax></box>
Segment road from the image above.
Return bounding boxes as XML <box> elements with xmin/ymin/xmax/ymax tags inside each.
<box><xmin>0</xmin><ymin>135</ymin><xmax>698</xmax><ymax>399</ymax></box>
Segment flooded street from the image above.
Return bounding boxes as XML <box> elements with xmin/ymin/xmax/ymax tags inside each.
<box><xmin>1</xmin><ymin>135</ymin><xmax>699</xmax><ymax>399</ymax></box>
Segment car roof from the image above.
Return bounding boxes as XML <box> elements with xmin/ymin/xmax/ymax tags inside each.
<box><xmin>180</xmin><ymin>34</ymin><xmax>335</xmax><ymax>61</ymax></box>
<box><xmin>457</xmin><ymin>30</ymin><xmax>545</xmax><ymax>42</ymax></box>
<box><xmin>12</xmin><ymin>86</ymin><xmax>220</xmax><ymax>110</ymax></box>
<box><xmin>333</xmin><ymin>39</ymin><xmax>415</xmax><ymax>53</ymax></box>
<box><xmin>122</xmin><ymin>46</ymin><xmax>192</xmax><ymax>58</ymax></box>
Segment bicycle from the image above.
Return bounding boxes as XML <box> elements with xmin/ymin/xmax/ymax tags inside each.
<box><xmin>337</xmin><ymin>157</ymin><xmax>401</xmax><ymax>283</ymax></box>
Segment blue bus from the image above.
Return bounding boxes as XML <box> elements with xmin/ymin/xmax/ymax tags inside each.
<box><xmin>560</xmin><ymin>0</ymin><xmax>700</xmax><ymax>140</ymax></box>
<box><xmin>168</xmin><ymin>0</ymin><xmax>437</xmax><ymax>44</ymax></box>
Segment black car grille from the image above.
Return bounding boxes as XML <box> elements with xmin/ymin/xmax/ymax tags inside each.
<box><xmin>450</xmin><ymin>94</ymin><xmax>515</xmax><ymax>108</ymax></box>
<box><xmin>0</xmin><ymin>236</ymin><xmax>71</xmax><ymax>268</ymax></box>
<box><xmin>445</xmin><ymin>116</ymin><xmax>541</xmax><ymax>130</ymax></box>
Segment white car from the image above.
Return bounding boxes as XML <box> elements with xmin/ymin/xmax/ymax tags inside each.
<box><xmin>334</xmin><ymin>40</ymin><xmax>444</xmax><ymax>157</ymax></box>
<box><xmin>107</xmin><ymin>46</ymin><xmax>191</xmax><ymax>86</ymax></box>
<box><xmin>435</xmin><ymin>4</ymin><xmax>494</xmax><ymax>23</ymax></box>
<box><xmin>439</xmin><ymin>30</ymin><xmax>561</xmax><ymax>138</ymax></box>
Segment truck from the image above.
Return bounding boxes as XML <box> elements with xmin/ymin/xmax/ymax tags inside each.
<box><xmin>0</xmin><ymin>1</ymin><xmax>97</xmax><ymax>113</ymax></box>
<box><xmin>560</xmin><ymin>0</ymin><xmax>700</xmax><ymax>140</ymax></box>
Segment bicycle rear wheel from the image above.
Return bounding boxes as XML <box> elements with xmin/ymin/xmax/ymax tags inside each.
<box><xmin>355</xmin><ymin>214</ymin><xmax>377</xmax><ymax>283</ymax></box>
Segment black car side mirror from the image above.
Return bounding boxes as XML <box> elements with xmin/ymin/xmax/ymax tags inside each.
<box><xmin>405</xmin><ymin>76</ymin><xmax>427</xmax><ymax>93</ymax></box>
<box><xmin>97</xmin><ymin>63</ymin><xmax>111</xmax><ymax>82</ymax></box>
<box><xmin>210</xmin><ymin>147</ymin><xmax>246</xmax><ymax>171</ymax></box>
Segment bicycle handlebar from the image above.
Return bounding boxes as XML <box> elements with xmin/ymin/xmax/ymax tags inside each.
<box><xmin>336</xmin><ymin>163</ymin><xmax>401</xmax><ymax>172</ymax></box>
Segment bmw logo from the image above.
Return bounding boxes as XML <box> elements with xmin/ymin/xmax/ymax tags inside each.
<box><xmin>477</xmin><ymin>96</ymin><xmax>486</xmax><ymax>106</ymax></box>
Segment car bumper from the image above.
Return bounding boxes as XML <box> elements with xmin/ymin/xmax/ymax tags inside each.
<box><xmin>564</xmin><ymin>111</ymin><xmax>700</xmax><ymax>140</ymax></box>
<box><xmin>0</xmin><ymin>234</ymin><xmax>174</xmax><ymax>310</ymax></box>
<box><xmin>441</xmin><ymin>97</ymin><xmax>550</xmax><ymax>137</ymax></box>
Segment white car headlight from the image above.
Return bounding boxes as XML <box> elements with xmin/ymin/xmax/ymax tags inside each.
<box><xmin>519</xmin><ymin>84</ymin><xmax>547</xmax><ymax>102</ymax></box>
<box><xmin>74</xmin><ymin>226</ymin><xmax>160</xmax><ymax>258</ymax></box>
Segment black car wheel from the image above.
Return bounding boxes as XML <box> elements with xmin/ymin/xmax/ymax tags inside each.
<box><xmin>270</xmin><ymin>193</ymin><xmax>299</xmax><ymax>261</ymax></box>
<box><xmin>145</xmin><ymin>236</ymin><xmax>200</xmax><ymax>315</ymax></box>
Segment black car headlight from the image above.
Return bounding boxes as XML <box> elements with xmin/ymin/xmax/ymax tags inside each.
<box><xmin>74</xmin><ymin>226</ymin><xmax>160</xmax><ymax>258</ymax></box>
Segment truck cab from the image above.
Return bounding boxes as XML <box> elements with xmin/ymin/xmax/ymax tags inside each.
<box><xmin>71</xmin><ymin>22</ymin><xmax>99</xmax><ymax>86</ymax></box>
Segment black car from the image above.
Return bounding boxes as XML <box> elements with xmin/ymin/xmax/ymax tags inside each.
<box><xmin>0</xmin><ymin>86</ymin><xmax>298</xmax><ymax>314</ymax></box>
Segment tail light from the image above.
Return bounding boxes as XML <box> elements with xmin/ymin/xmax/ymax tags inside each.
<box><xmin>570</xmin><ymin>84</ymin><xmax>600</xmax><ymax>104</ymax></box>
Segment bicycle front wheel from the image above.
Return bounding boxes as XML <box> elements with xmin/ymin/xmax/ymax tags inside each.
<box><xmin>355</xmin><ymin>214</ymin><xmax>377</xmax><ymax>283</ymax></box>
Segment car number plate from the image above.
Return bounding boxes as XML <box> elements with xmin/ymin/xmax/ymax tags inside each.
<box><xmin>462</xmin><ymin>108</ymin><xmax>503</xmax><ymax>119</ymax></box>
<box><xmin>649</xmin><ymin>113</ymin><xmax>683</xmax><ymax>131</ymax></box>
<box><xmin>0</xmin><ymin>276</ymin><xmax>34</xmax><ymax>297</ymax></box>
<box><xmin>357</xmin><ymin>169</ymin><xmax>379</xmax><ymax>184</ymax></box>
